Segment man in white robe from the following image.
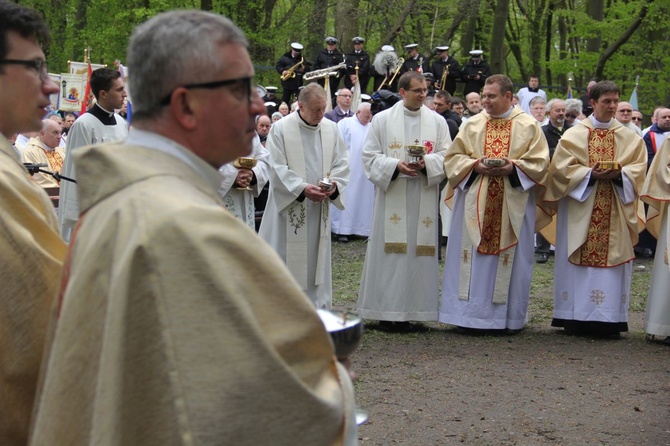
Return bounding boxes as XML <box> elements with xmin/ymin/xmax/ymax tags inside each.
<box><xmin>58</xmin><ymin>67</ymin><xmax>128</xmax><ymax>241</ymax></box>
<box><xmin>543</xmin><ymin>81</ymin><xmax>647</xmax><ymax>336</ymax></box>
<box><xmin>218</xmin><ymin>133</ymin><xmax>270</xmax><ymax>229</ymax></box>
<box><xmin>259</xmin><ymin>83</ymin><xmax>349</xmax><ymax>309</ymax></box>
<box><xmin>331</xmin><ymin>102</ymin><xmax>374</xmax><ymax>241</ymax></box>
<box><xmin>31</xmin><ymin>11</ymin><xmax>357</xmax><ymax>445</ymax></box>
<box><xmin>440</xmin><ymin>74</ymin><xmax>549</xmax><ymax>333</ymax></box>
<box><xmin>641</xmin><ymin>137</ymin><xmax>670</xmax><ymax>344</ymax></box>
<box><xmin>0</xmin><ymin>4</ymin><xmax>67</xmax><ymax>444</ymax></box>
<box><xmin>357</xmin><ymin>71</ymin><xmax>450</xmax><ymax>327</ymax></box>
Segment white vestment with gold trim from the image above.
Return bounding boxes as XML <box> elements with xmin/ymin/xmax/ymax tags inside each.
<box><xmin>357</xmin><ymin>102</ymin><xmax>449</xmax><ymax>321</ymax></box>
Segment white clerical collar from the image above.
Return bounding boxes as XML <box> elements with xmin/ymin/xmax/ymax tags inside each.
<box><xmin>96</xmin><ymin>103</ymin><xmax>115</xmax><ymax>117</ymax></box>
<box><xmin>590</xmin><ymin>114</ymin><xmax>612</xmax><ymax>129</ymax></box>
<box><xmin>38</xmin><ymin>138</ymin><xmax>55</xmax><ymax>152</ymax></box>
<box><xmin>491</xmin><ymin>106</ymin><xmax>514</xmax><ymax>119</ymax></box>
<box><xmin>125</xmin><ymin>128</ymin><xmax>223</xmax><ymax>189</ymax></box>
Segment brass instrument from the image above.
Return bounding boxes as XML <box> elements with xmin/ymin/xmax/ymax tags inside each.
<box><xmin>377</xmin><ymin>57</ymin><xmax>404</xmax><ymax>91</ymax></box>
<box><xmin>280</xmin><ymin>57</ymin><xmax>304</xmax><ymax>81</ymax></box>
<box><xmin>437</xmin><ymin>64</ymin><xmax>448</xmax><ymax>90</ymax></box>
<box><xmin>303</xmin><ymin>62</ymin><xmax>347</xmax><ymax>81</ymax></box>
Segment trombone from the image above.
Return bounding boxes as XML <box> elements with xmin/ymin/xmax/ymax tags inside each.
<box><xmin>280</xmin><ymin>57</ymin><xmax>304</xmax><ymax>81</ymax></box>
<box><xmin>377</xmin><ymin>57</ymin><xmax>404</xmax><ymax>91</ymax></box>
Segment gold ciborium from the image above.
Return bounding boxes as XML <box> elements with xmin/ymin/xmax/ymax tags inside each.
<box><xmin>404</xmin><ymin>144</ymin><xmax>427</xmax><ymax>166</ymax></box>
<box><xmin>233</xmin><ymin>157</ymin><xmax>257</xmax><ymax>190</ymax></box>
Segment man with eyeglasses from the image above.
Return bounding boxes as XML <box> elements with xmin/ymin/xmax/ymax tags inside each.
<box><xmin>440</xmin><ymin>74</ymin><xmax>549</xmax><ymax>334</ymax></box>
<box><xmin>0</xmin><ymin>2</ymin><xmax>67</xmax><ymax>445</ymax></box>
<box><xmin>31</xmin><ymin>11</ymin><xmax>357</xmax><ymax>445</ymax></box>
<box><xmin>324</xmin><ymin>88</ymin><xmax>353</xmax><ymax>123</ymax></box>
<box><xmin>58</xmin><ymin>67</ymin><xmax>128</xmax><ymax>241</ymax></box>
<box><xmin>615</xmin><ymin>101</ymin><xmax>642</xmax><ymax>136</ymax></box>
<box><xmin>357</xmin><ymin>71</ymin><xmax>449</xmax><ymax>331</ymax></box>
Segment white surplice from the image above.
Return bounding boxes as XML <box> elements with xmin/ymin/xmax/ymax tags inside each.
<box><xmin>330</xmin><ymin>115</ymin><xmax>374</xmax><ymax>237</ymax></box>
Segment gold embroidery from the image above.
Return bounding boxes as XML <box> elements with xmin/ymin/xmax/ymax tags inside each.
<box><xmin>389</xmin><ymin>213</ymin><xmax>402</xmax><ymax>225</ymax></box>
<box><xmin>422</xmin><ymin>216</ymin><xmax>433</xmax><ymax>228</ymax></box>
<box><xmin>385</xmin><ymin>242</ymin><xmax>407</xmax><ymax>253</ymax></box>
<box><xmin>502</xmin><ymin>253</ymin><xmax>509</xmax><ymax>267</ymax></box>
<box><xmin>590</xmin><ymin>289</ymin><xmax>606</xmax><ymax>305</ymax></box>
<box><xmin>389</xmin><ymin>138</ymin><xmax>403</xmax><ymax>150</ymax></box>
<box><xmin>579</xmin><ymin>129</ymin><xmax>615</xmax><ymax>267</ymax></box>
<box><xmin>416</xmin><ymin>245</ymin><xmax>436</xmax><ymax>256</ymax></box>
<box><xmin>463</xmin><ymin>250</ymin><xmax>469</xmax><ymax>263</ymax></box>
<box><xmin>478</xmin><ymin>118</ymin><xmax>512</xmax><ymax>255</ymax></box>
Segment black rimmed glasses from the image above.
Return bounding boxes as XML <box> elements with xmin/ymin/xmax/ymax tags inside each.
<box><xmin>0</xmin><ymin>59</ymin><xmax>49</xmax><ymax>81</ymax></box>
<box><xmin>408</xmin><ymin>88</ymin><xmax>428</xmax><ymax>94</ymax></box>
<box><xmin>159</xmin><ymin>76</ymin><xmax>256</xmax><ymax>106</ymax></box>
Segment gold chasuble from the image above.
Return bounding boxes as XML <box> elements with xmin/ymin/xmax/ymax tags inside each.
<box><xmin>641</xmin><ymin>137</ymin><xmax>670</xmax><ymax>265</ymax></box>
<box><xmin>44</xmin><ymin>149</ymin><xmax>64</xmax><ymax>178</ymax></box>
<box><xmin>543</xmin><ymin>118</ymin><xmax>647</xmax><ymax>267</ymax></box>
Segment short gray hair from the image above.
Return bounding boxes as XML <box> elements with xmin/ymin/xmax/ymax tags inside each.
<box><xmin>529</xmin><ymin>96</ymin><xmax>546</xmax><ymax>107</ymax></box>
<box><xmin>128</xmin><ymin>10</ymin><xmax>248</xmax><ymax>121</ymax></box>
<box><xmin>546</xmin><ymin>98</ymin><xmax>565</xmax><ymax>111</ymax></box>
<box><xmin>357</xmin><ymin>102</ymin><xmax>371</xmax><ymax>112</ymax></box>
<box><xmin>298</xmin><ymin>83</ymin><xmax>326</xmax><ymax>104</ymax></box>
<box><xmin>565</xmin><ymin>98</ymin><xmax>583</xmax><ymax>115</ymax></box>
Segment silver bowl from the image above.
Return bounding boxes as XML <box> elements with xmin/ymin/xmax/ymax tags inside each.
<box><xmin>317</xmin><ymin>309</ymin><xmax>364</xmax><ymax>360</ymax></box>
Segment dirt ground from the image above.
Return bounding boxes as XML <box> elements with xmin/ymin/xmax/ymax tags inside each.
<box><xmin>333</xmin><ymin>245</ymin><xmax>670</xmax><ymax>445</ymax></box>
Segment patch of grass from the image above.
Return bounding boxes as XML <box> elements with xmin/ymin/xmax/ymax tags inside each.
<box><xmin>332</xmin><ymin>242</ymin><xmax>653</xmax><ymax>324</ymax></box>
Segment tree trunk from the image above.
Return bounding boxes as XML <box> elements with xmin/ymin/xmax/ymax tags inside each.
<box><xmin>201</xmin><ymin>0</ymin><xmax>212</xmax><ymax>11</ymax></box>
<box><xmin>306</xmin><ymin>0</ymin><xmax>328</xmax><ymax>64</ymax></box>
<box><xmin>489</xmin><ymin>0</ymin><xmax>508</xmax><ymax>75</ymax></box>
<box><xmin>336</xmin><ymin>0</ymin><xmax>360</xmax><ymax>53</ymax></box>
<box><xmin>460</xmin><ymin>0</ymin><xmax>481</xmax><ymax>57</ymax></box>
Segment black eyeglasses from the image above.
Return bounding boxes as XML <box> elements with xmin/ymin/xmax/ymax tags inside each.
<box><xmin>408</xmin><ymin>88</ymin><xmax>428</xmax><ymax>94</ymax></box>
<box><xmin>0</xmin><ymin>59</ymin><xmax>49</xmax><ymax>81</ymax></box>
<box><xmin>565</xmin><ymin>114</ymin><xmax>578</xmax><ymax>119</ymax></box>
<box><xmin>159</xmin><ymin>76</ymin><xmax>256</xmax><ymax>106</ymax></box>
<box><xmin>631</xmin><ymin>117</ymin><xmax>643</xmax><ymax>121</ymax></box>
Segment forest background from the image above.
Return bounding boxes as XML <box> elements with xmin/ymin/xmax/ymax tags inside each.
<box><xmin>17</xmin><ymin>0</ymin><xmax>670</xmax><ymax>118</ymax></box>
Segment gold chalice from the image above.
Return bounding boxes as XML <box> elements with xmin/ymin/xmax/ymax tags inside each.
<box><xmin>233</xmin><ymin>157</ymin><xmax>257</xmax><ymax>190</ymax></box>
<box><xmin>405</xmin><ymin>144</ymin><xmax>427</xmax><ymax>166</ymax></box>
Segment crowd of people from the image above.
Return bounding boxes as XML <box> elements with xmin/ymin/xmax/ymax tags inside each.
<box><xmin>1</xmin><ymin>1</ymin><xmax>669</xmax><ymax>444</ymax></box>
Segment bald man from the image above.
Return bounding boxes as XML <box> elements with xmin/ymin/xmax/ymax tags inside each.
<box><xmin>22</xmin><ymin>119</ymin><xmax>66</xmax><ymax>188</ymax></box>
<box><xmin>616</xmin><ymin>101</ymin><xmax>642</xmax><ymax>136</ymax></box>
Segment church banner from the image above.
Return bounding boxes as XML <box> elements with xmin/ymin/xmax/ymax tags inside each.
<box><xmin>59</xmin><ymin>73</ymin><xmax>86</xmax><ymax>111</ymax></box>
<box><xmin>68</xmin><ymin>61</ymin><xmax>105</xmax><ymax>75</ymax></box>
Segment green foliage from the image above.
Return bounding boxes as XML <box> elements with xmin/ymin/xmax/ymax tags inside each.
<box><xmin>26</xmin><ymin>0</ymin><xmax>669</xmax><ymax>107</ymax></box>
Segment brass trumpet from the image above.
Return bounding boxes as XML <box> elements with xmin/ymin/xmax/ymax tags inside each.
<box><xmin>280</xmin><ymin>57</ymin><xmax>304</xmax><ymax>81</ymax></box>
<box><xmin>304</xmin><ymin>62</ymin><xmax>347</xmax><ymax>81</ymax></box>
<box><xmin>377</xmin><ymin>57</ymin><xmax>404</xmax><ymax>91</ymax></box>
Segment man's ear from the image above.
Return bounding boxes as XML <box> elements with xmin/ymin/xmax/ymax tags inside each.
<box><xmin>169</xmin><ymin>88</ymin><xmax>198</xmax><ymax>130</ymax></box>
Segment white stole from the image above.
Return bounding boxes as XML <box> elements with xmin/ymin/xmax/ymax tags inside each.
<box><xmin>384</xmin><ymin>104</ymin><xmax>437</xmax><ymax>256</ymax></box>
<box><xmin>283</xmin><ymin>116</ymin><xmax>335</xmax><ymax>289</ymax></box>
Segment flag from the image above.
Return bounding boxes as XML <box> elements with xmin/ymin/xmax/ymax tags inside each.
<box><xmin>350</xmin><ymin>77</ymin><xmax>362</xmax><ymax>112</ymax></box>
<box><xmin>629</xmin><ymin>86</ymin><xmax>638</xmax><ymax>110</ymax></box>
<box><xmin>80</xmin><ymin>62</ymin><xmax>92</xmax><ymax>114</ymax></box>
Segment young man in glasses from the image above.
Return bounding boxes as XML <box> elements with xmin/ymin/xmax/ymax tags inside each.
<box><xmin>59</xmin><ymin>67</ymin><xmax>129</xmax><ymax>241</ymax></box>
<box><xmin>440</xmin><ymin>74</ymin><xmax>549</xmax><ymax>334</ymax></box>
<box><xmin>0</xmin><ymin>2</ymin><xmax>67</xmax><ymax>444</ymax></box>
<box><xmin>31</xmin><ymin>10</ymin><xmax>357</xmax><ymax>445</ymax></box>
<box><xmin>357</xmin><ymin>71</ymin><xmax>449</xmax><ymax>331</ymax></box>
